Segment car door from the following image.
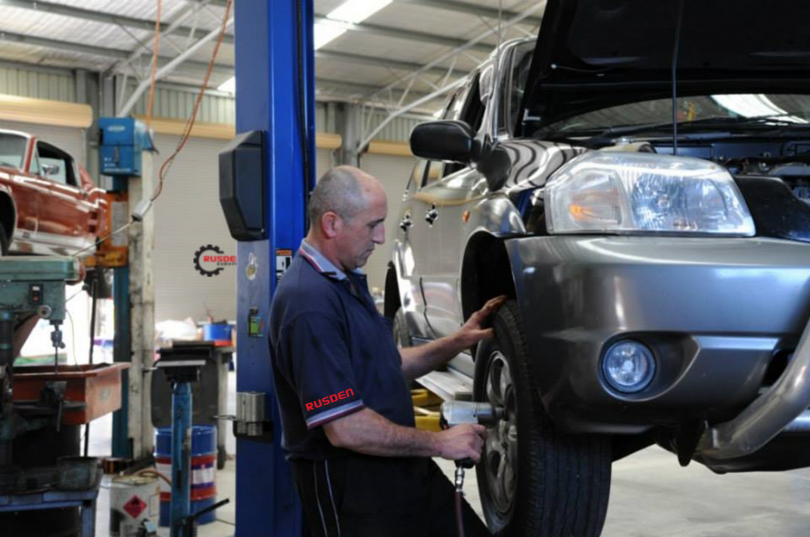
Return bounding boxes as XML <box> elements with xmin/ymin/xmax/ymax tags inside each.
<box><xmin>36</xmin><ymin>141</ymin><xmax>94</xmax><ymax>254</ymax></box>
<box><xmin>419</xmin><ymin>167</ymin><xmax>487</xmax><ymax>340</ymax></box>
<box><xmin>396</xmin><ymin>86</ymin><xmax>469</xmax><ymax>341</ymax></box>
<box><xmin>419</xmin><ymin>72</ymin><xmax>489</xmax><ymax>339</ymax></box>
<box><xmin>405</xmin><ymin>158</ymin><xmax>453</xmax><ymax>339</ymax></box>
<box><xmin>393</xmin><ymin>158</ymin><xmax>431</xmax><ymax>340</ymax></box>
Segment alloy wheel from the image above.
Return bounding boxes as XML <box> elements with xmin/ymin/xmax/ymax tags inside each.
<box><xmin>484</xmin><ymin>350</ymin><xmax>518</xmax><ymax>515</ymax></box>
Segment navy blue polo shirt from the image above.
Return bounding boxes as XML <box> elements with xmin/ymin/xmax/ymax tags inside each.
<box><xmin>269</xmin><ymin>240</ymin><xmax>415</xmax><ymax>461</ymax></box>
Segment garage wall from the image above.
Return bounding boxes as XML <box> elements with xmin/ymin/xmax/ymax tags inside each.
<box><xmin>152</xmin><ymin>137</ymin><xmax>336</xmax><ymax>323</ymax></box>
<box><xmin>363</xmin><ymin>110</ymin><xmax>426</xmax><ymax>142</ymax></box>
<box><xmin>317</xmin><ymin>147</ymin><xmax>334</xmax><ymax>180</ymax></box>
<box><xmin>0</xmin><ymin>63</ymin><xmax>76</xmax><ymax>102</ymax></box>
<box><xmin>359</xmin><ymin>153</ymin><xmax>416</xmax><ymax>292</ymax></box>
<box><xmin>151</xmin><ymin>134</ymin><xmax>236</xmax><ymax>323</ymax></box>
<box><xmin>129</xmin><ymin>82</ymin><xmax>235</xmax><ymax>125</ymax></box>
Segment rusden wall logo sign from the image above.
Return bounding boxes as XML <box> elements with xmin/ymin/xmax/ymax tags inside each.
<box><xmin>194</xmin><ymin>245</ymin><xmax>236</xmax><ymax>277</ymax></box>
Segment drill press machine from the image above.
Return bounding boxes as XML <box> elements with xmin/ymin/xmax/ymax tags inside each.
<box><xmin>0</xmin><ymin>256</ymin><xmax>128</xmax><ymax>536</ymax></box>
<box><xmin>0</xmin><ymin>256</ymin><xmax>78</xmax><ymax>467</ymax></box>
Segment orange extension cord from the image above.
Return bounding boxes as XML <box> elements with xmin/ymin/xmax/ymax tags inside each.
<box><xmin>151</xmin><ymin>0</ymin><xmax>234</xmax><ymax>203</ymax></box>
<box><xmin>72</xmin><ymin>0</ymin><xmax>234</xmax><ymax>259</ymax></box>
<box><xmin>145</xmin><ymin>0</ymin><xmax>162</xmax><ymax>130</ymax></box>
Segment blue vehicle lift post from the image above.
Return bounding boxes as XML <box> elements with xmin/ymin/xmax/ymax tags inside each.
<box><xmin>111</xmin><ymin>177</ymin><xmax>131</xmax><ymax>459</ymax></box>
<box><xmin>170</xmin><ymin>381</ymin><xmax>192</xmax><ymax>537</ymax></box>
<box><xmin>227</xmin><ymin>0</ymin><xmax>315</xmax><ymax>535</ymax></box>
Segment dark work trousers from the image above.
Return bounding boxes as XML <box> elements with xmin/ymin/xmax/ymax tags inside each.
<box><xmin>290</xmin><ymin>455</ymin><xmax>492</xmax><ymax>537</ymax></box>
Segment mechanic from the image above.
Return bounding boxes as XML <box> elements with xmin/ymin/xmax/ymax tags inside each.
<box><xmin>269</xmin><ymin>165</ymin><xmax>504</xmax><ymax>537</ymax></box>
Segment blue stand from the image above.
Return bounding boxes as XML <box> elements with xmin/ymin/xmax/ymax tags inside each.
<box><xmin>170</xmin><ymin>382</ymin><xmax>192</xmax><ymax>537</ymax></box>
<box><xmin>111</xmin><ymin>176</ymin><xmax>131</xmax><ymax>460</ymax></box>
<box><xmin>232</xmin><ymin>0</ymin><xmax>315</xmax><ymax>536</ymax></box>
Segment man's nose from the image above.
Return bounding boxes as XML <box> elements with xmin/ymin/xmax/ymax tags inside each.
<box><xmin>373</xmin><ymin>223</ymin><xmax>385</xmax><ymax>244</ymax></box>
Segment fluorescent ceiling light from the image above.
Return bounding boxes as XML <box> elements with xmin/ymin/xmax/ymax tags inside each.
<box><xmin>327</xmin><ymin>0</ymin><xmax>392</xmax><ymax>24</ymax></box>
<box><xmin>432</xmin><ymin>109</ymin><xmax>443</xmax><ymax>118</ymax></box>
<box><xmin>218</xmin><ymin>76</ymin><xmax>236</xmax><ymax>94</ymax></box>
<box><xmin>314</xmin><ymin>23</ymin><xmax>347</xmax><ymax>50</ymax></box>
<box><xmin>711</xmin><ymin>94</ymin><xmax>807</xmax><ymax>123</ymax></box>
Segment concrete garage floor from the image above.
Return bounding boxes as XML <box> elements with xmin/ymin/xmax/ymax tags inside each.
<box><xmin>437</xmin><ymin>450</ymin><xmax>810</xmax><ymax>537</ymax></box>
<box><xmin>90</xmin><ymin>372</ymin><xmax>810</xmax><ymax>536</ymax></box>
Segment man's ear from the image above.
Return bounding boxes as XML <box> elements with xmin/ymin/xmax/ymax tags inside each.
<box><xmin>322</xmin><ymin>211</ymin><xmax>342</xmax><ymax>239</ymax></box>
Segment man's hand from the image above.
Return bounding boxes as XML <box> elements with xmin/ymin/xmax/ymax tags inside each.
<box><xmin>400</xmin><ymin>296</ymin><xmax>508</xmax><ymax>382</ymax></box>
<box><xmin>453</xmin><ymin>295</ymin><xmax>507</xmax><ymax>350</ymax></box>
<box><xmin>434</xmin><ymin>424</ymin><xmax>487</xmax><ymax>463</ymax></box>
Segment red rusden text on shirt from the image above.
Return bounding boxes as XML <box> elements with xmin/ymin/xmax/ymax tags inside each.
<box><xmin>306</xmin><ymin>389</ymin><xmax>355</xmax><ymax>411</ymax></box>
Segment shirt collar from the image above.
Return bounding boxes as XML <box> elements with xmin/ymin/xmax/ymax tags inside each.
<box><xmin>298</xmin><ymin>240</ymin><xmax>347</xmax><ymax>281</ymax></box>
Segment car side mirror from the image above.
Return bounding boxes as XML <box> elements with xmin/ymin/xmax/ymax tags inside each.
<box><xmin>410</xmin><ymin>120</ymin><xmax>479</xmax><ymax>164</ymax></box>
<box><xmin>42</xmin><ymin>163</ymin><xmax>60</xmax><ymax>177</ymax></box>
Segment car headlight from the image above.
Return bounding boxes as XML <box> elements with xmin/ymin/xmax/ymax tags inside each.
<box><xmin>544</xmin><ymin>152</ymin><xmax>755</xmax><ymax>236</ymax></box>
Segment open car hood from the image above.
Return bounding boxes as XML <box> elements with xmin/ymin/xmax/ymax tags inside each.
<box><xmin>522</xmin><ymin>0</ymin><xmax>810</xmax><ymax>128</ymax></box>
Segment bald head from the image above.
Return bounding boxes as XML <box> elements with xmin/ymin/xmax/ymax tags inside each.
<box><xmin>306</xmin><ymin>165</ymin><xmax>388</xmax><ymax>272</ymax></box>
<box><xmin>308</xmin><ymin>166</ymin><xmax>380</xmax><ymax>225</ymax></box>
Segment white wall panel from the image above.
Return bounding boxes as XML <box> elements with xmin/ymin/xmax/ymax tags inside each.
<box><xmin>129</xmin><ymin>84</ymin><xmax>235</xmax><ymax>125</ymax></box>
<box><xmin>316</xmin><ymin>147</ymin><xmax>333</xmax><ymax>180</ymax></box>
<box><xmin>151</xmin><ymin>134</ymin><xmax>236</xmax><ymax>323</ymax></box>
<box><xmin>363</xmin><ymin>111</ymin><xmax>428</xmax><ymax>143</ymax></box>
<box><xmin>359</xmin><ymin>153</ymin><xmax>416</xmax><ymax>292</ymax></box>
<box><xmin>0</xmin><ymin>66</ymin><xmax>75</xmax><ymax>102</ymax></box>
<box><xmin>152</xmin><ymin>143</ymin><xmax>334</xmax><ymax>323</ymax></box>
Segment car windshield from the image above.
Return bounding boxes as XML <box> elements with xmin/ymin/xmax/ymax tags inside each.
<box><xmin>0</xmin><ymin>133</ymin><xmax>27</xmax><ymax>170</ymax></box>
<box><xmin>540</xmin><ymin>94</ymin><xmax>810</xmax><ymax>137</ymax></box>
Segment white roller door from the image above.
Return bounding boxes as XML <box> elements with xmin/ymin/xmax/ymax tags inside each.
<box><xmin>151</xmin><ymin>140</ymin><xmax>337</xmax><ymax>323</ymax></box>
<box><xmin>0</xmin><ymin>119</ymin><xmax>84</xmax><ymax>166</ymax></box>
<box><xmin>316</xmin><ymin>148</ymin><xmax>333</xmax><ymax>180</ymax></box>
<box><xmin>151</xmin><ymin>134</ymin><xmax>236</xmax><ymax>323</ymax></box>
<box><xmin>360</xmin><ymin>153</ymin><xmax>416</xmax><ymax>292</ymax></box>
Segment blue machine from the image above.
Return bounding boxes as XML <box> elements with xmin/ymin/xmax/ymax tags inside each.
<box><xmin>98</xmin><ymin>115</ymin><xmax>155</xmax><ymax>458</ymax></box>
<box><xmin>97</xmin><ymin>116</ymin><xmax>152</xmax><ymax>459</ymax></box>
<box><xmin>219</xmin><ymin>0</ymin><xmax>315</xmax><ymax>535</ymax></box>
<box><xmin>99</xmin><ymin>117</ymin><xmax>155</xmax><ymax>176</ymax></box>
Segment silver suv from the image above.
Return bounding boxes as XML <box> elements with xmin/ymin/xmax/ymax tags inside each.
<box><xmin>385</xmin><ymin>2</ymin><xmax>810</xmax><ymax>535</ymax></box>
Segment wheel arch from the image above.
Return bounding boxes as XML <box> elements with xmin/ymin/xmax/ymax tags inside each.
<box><xmin>0</xmin><ymin>190</ymin><xmax>16</xmax><ymax>242</ymax></box>
<box><xmin>460</xmin><ymin>232</ymin><xmax>518</xmax><ymax>323</ymax></box>
<box><xmin>383</xmin><ymin>260</ymin><xmax>401</xmax><ymax>318</ymax></box>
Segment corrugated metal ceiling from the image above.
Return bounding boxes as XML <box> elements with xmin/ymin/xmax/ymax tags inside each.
<box><xmin>0</xmin><ymin>0</ymin><xmax>544</xmax><ymax>110</ymax></box>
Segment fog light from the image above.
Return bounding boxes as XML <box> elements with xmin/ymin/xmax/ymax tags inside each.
<box><xmin>602</xmin><ymin>340</ymin><xmax>655</xmax><ymax>393</ymax></box>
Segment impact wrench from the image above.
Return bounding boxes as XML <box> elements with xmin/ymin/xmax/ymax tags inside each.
<box><xmin>440</xmin><ymin>402</ymin><xmax>503</xmax><ymax>537</ymax></box>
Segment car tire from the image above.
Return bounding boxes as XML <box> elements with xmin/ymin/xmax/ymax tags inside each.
<box><xmin>0</xmin><ymin>221</ymin><xmax>8</xmax><ymax>256</ymax></box>
<box><xmin>473</xmin><ymin>299</ymin><xmax>612</xmax><ymax>537</ymax></box>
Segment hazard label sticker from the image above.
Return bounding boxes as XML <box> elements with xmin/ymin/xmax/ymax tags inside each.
<box><xmin>276</xmin><ymin>249</ymin><xmax>293</xmax><ymax>283</ymax></box>
<box><xmin>123</xmin><ymin>495</ymin><xmax>148</xmax><ymax>519</ymax></box>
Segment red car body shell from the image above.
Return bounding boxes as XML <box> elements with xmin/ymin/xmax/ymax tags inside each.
<box><xmin>0</xmin><ymin>129</ymin><xmax>109</xmax><ymax>257</ymax></box>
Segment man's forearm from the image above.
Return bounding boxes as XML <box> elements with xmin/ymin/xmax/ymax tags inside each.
<box><xmin>324</xmin><ymin>408</ymin><xmax>439</xmax><ymax>457</ymax></box>
<box><xmin>400</xmin><ymin>334</ymin><xmax>465</xmax><ymax>382</ymax></box>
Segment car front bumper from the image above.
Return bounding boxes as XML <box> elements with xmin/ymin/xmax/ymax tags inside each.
<box><xmin>505</xmin><ymin>236</ymin><xmax>810</xmax><ymax>435</ymax></box>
